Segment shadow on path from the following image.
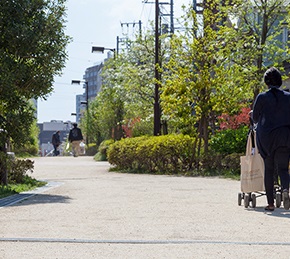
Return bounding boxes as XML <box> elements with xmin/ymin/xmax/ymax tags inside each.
<box><xmin>245</xmin><ymin>206</ymin><xmax>290</xmax><ymax>218</ymax></box>
<box><xmin>0</xmin><ymin>193</ymin><xmax>71</xmax><ymax>208</ymax></box>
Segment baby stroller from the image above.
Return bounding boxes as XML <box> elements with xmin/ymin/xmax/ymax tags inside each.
<box><xmin>238</xmin><ymin>172</ymin><xmax>283</xmax><ymax>208</ymax></box>
<box><xmin>238</xmin><ymin>129</ymin><xmax>285</xmax><ymax>208</ymax></box>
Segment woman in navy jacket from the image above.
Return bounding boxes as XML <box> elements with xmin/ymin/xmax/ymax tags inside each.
<box><xmin>252</xmin><ymin>67</ymin><xmax>290</xmax><ymax>211</ymax></box>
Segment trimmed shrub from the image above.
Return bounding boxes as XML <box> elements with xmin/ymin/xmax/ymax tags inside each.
<box><xmin>107</xmin><ymin>134</ymin><xmax>195</xmax><ymax>174</ymax></box>
<box><xmin>200</xmin><ymin>152</ymin><xmax>242</xmax><ymax>175</ymax></box>
<box><xmin>107</xmin><ymin>136</ymin><xmax>149</xmax><ymax>170</ymax></box>
<box><xmin>94</xmin><ymin>139</ymin><xmax>114</xmax><ymax>161</ymax></box>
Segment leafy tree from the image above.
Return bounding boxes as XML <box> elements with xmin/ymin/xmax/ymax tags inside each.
<box><xmin>0</xmin><ymin>0</ymin><xmax>69</xmax><ymax>145</ymax></box>
<box><xmin>0</xmin><ymin>0</ymin><xmax>70</xmax><ymax>183</ymax></box>
<box><xmin>13</xmin><ymin>116</ymin><xmax>40</xmax><ymax>156</ymax></box>
<box><xmin>161</xmin><ymin>0</ymin><xmax>290</xmax><ymax>156</ymax></box>
<box><xmin>230</xmin><ymin>0</ymin><xmax>290</xmax><ymax>98</ymax></box>
<box><xmin>80</xmin><ymin>99</ymin><xmax>103</xmax><ymax>146</ymax></box>
<box><xmin>162</xmin><ymin>1</ymin><xmax>253</xmax><ymax>156</ymax></box>
<box><xmin>120</xmin><ymin>35</ymin><xmax>156</xmax><ymax>131</ymax></box>
<box><xmin>94</xmin><ymin>34</ymin><xmax>157</xmax><ymax>142</ymax></box>
<box><xmin>92</xmin><ymin>57</ymin><xmax>126</xmax><ymax>141</ymax></box>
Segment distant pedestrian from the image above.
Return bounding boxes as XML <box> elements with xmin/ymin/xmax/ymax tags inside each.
<box><xmin>52</xmin><ymin>130</ymin><xmax>61</xmax><ymax>156</ymax></box>
<box><xmin>68</xmin><ymin>123</ymin><xmax>84</xmax><ymax>157</ymax></box>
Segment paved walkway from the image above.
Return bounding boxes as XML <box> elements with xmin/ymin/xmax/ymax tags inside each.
<box><xmin>0</xmin><ymin>156</ymin><xmax>290</xmax><ymax>258</ymax></box>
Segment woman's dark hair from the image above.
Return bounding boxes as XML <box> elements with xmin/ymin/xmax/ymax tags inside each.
<box><xmin>264</xmin><ymin>67</ymin><xmax>282</xmax><ymax>88</ymax></box>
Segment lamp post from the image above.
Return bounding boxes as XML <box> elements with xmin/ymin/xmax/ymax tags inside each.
<box><xmin>71</xmin><ymin>80</ymin><xmax>89</xmax><ymax>145</ymax></box>
<box><xmin>92</xmin><ymin>46</ymin><xmax>116</xmax><ymax>58</ymax></box>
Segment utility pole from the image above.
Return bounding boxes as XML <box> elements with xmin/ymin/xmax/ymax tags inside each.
<box><xmin>144</xmin><ymin>0</ymin><xmax>174</xmax><ymax>135</ymax></box>
<box><xmin>154</xmin><ymin>0</ymin><xmax>161</xmax><ymax>136</ymax></box>
<box><xmin>116</xmin><ymin>36</ymin><xmax>127</xmax><ymax>55</ymax></box>
<box><xmin>170</xmin><ymin>0</ymin><xmax>174</xmax><ymax>34</ymax></box>
<box><xmin>117</xmin><ymin>20</ymin><xmax>142</xmax><ymax>54</ymax></box>
<box><xmin>121</xmin><ymin>20</ymin><xmax>142</xmax><ymax>38</ymax></box>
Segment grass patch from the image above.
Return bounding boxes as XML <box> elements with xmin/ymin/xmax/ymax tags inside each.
<box><xmin>0</xmin><ymin>176</ymin><xmax>46</xmax><ymax>199</ymax></box>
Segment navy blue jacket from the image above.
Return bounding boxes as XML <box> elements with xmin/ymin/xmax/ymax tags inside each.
<box><xmin>253</xmin><ymin>88</ymin><xmax>290</xmax><ymax>158</ymax></box>
<box><xmin>68</xmin><ymin>127</ymin><xmax>83</xmax><ymax>142</ymax></box>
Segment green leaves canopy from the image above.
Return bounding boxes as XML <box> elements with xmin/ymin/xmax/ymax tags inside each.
<box><xmin>0</xmin><ymin>0</ymin><xmax>70</xmax><ymax>99</ymax></box>
<box><xmin>0</xmin><ymin>0</ymin><xmax>70</xmax><ymax>146</ymax></box>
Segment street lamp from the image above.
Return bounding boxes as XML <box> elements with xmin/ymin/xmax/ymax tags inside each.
<box><xmin>92</xmin><ymin>46</ymin><xmax>116</xmax><ymax>58</ymax></box>
<box><xmin>71</xmin><ymin>80</ymin><xmax>89</xmax><ymax>145</ymax></box>
<box><xmin>71</xmin><ymin>80</ymin><xmax>89</xmax><ymax>111</ymax></box>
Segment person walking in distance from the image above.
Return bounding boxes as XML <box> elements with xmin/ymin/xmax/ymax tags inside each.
<box><xmin>51</xmin><ymin>130</ymin><xmax>61</xmax><ymax>156</ymax></box>
<box><xmin>68</xmin><ymin>123</ymin><xmax>84</xmax><ymax>157</ymax></box>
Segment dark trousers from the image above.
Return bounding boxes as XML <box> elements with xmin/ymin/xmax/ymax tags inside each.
<box><xmin>264</xmin><ymin>147</ymin><xmax>290</xmax><ymax>205</ymax></box>
<box><xmin>53</xmin><ymin>145</ymin><xmax>59</xmax><ymax>156</ymax></box>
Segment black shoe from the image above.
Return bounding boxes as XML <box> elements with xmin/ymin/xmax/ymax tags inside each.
<box><xmin>264</xmin><ymin>205</ymin><xmax>275</xmax><ymax>211</ymax></box>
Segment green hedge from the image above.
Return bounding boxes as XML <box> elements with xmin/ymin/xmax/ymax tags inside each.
<box><xmin>94</xmin><ymin>139</ymin><xmax>114</xmax><ymax>161</ymax></box>
<box><xmin>107</xmin><ymin>134</ymin><xmax>195</xmax><ymax>174</ymax></box>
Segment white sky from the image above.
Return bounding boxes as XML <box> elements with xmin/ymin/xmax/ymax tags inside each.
<box><xmin>37</xmin><ymin>0</ymin><xmax>192</xmax><ymax>123</ymax></box>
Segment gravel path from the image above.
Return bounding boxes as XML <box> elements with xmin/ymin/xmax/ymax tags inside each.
<box><xmin>0</xmin><ymin>156</ymin><xmax>289</xmax><ymax>258</ymax></box>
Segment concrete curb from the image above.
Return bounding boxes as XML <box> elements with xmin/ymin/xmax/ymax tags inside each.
<box><xmin>0</xmin><ymin>181</ymin><xmax>63</xmax><ymax>208</ymax></box>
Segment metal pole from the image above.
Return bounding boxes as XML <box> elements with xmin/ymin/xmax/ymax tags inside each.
<box><xmin>139</xmin><ymin>20</ymin><xmax>142</xmax><ymax>38</ymax></box>
<box><xmin>154</xmin><ymin>0</ymin><xmax>161</xmax><ymax>136</ymax></box>
<box><xmin>116</xmin><ymin>36</ymin><xmax>119</xmax><ymax>55</ymax></box>
<box><xmin>170</xmin><ymin>0</ymin><xmax>174</xmax><ymax>34</ymax></box>
<box><xmin>85</xmin><ymin>81</ymin><xmax>89</xmax><ymax>146</ymax></box>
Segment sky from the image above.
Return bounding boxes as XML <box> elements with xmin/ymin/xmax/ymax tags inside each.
<box><xmin>37</xmin><ymin>0</ymin><xmax>192</xmax><ymax>123</ymax></box>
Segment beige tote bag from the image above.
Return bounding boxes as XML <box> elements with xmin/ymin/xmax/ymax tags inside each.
<box><xmin>240</xmin><ymin>131</ymin><xmax>265</xmax><ymax>193</ymax></box>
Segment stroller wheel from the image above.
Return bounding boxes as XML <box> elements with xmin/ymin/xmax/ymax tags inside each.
<box><xmin>244</xmin><ymin>194</ymin><xmax>250</xmax><ymax>208</ymax></box>
<box><xmin>238</xmin><ymin>192</ymin><xmax>243</xmax><ymax>206</ymax></box>
<box><xmin>275</xmin><ymin>192</ymin><xmax>281</xmax><ymax>208</ymax></box>
<box><xmin>251</xmin><ymin>193</ymin><xmax>256</xmax><ymax>208</ymax></box>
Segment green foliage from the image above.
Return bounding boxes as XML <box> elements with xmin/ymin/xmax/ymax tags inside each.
<box><xmin>0</xmin><ymin>175</ymin><xmax>46</xmax><ymax>198</ymax></box>
<box><xmin>0</xmin><ymin>0</ymin><xmax>70</xmax><ymax>148</ymax></box>
<box><xmin>229</xmin><ymin>0</ymin><xmax>290</xmax><ymax>97</ymax></box>
<box><xmin>0</xmin><ymin>151</ymin><xmax>36</xmax><ymax>187</ymax></box>
<box><xmin>94</xmin><ymin>139</ymin><xmax>114</xmax><ymax>161</ymax></box>
<box><xmin>9</xmin><ymin>175</ymin><xmax>46</xmax><ymax>192</ymax></box>
<box><xmin>88</xmin><ymin>0</ymin><xmax>290</xmax><ymax>169</ymax></box>
<box><xmin>161</xmin><ymin>4</ymin><xmax>255</xmax><ymax>154</ymax></box>
<box><xmin>83</xmin><ymin>100</ymin><xmax>104</xmax><ymax>145</ymax></box>
<box><xmin>185</xmin><ymin>152</ymin><xmax>242</xmax><ymax>177</ymax></box>
<box><xmin>210</xmin><ymin>126</ymin><xmax>249</xmax><ymax>155</ymax></box>
<box><xmin>1</xmin><ymin>100</ymin><xmax>37</xmax><ymax>149</ymax></box>
<box><xmin>94</xmin><ymin>30</ymin><xmax>169</xmax><ymax>142</ymax></box>
<box><xmin>0</xmin><ymin>0</ymin><xmax>70</xmax><ymax>99</ymax></box>
<box><xmin>91</xmin><ymin>76</ymin><xmax>125</xmax><ymax>141</ymax></box>
<box><xmin>13</xmin><ymin>117</ymin><xmax>40</xmax><ymax>156</ymax></box>
<box><xmin>0</xmin><ymin>152</ymin><xmax>8</xmax><ymax>183</ymax></box>
<box><xmin>7</xmin><ymin>158</ymin><xmax>34</xmax><ymax>184</ymax></box>
<box><xmin>132</xmin><ymin>117</ymin><xmax>153</xmax><ymax>137</ymax></box>
<box><xmin>108</xmin><ymin>136</ymin><xmax>148</xmax><ymax>170</ymax></box>
<box><xmin>0</xmin><ymin>185</ymin><xmax>17</xmax><ymax>198</ymax></box>
<box><xmin>107</xmin><ymin>134</ymin><xmax>195</xmax><ymax>174</ymax></box>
